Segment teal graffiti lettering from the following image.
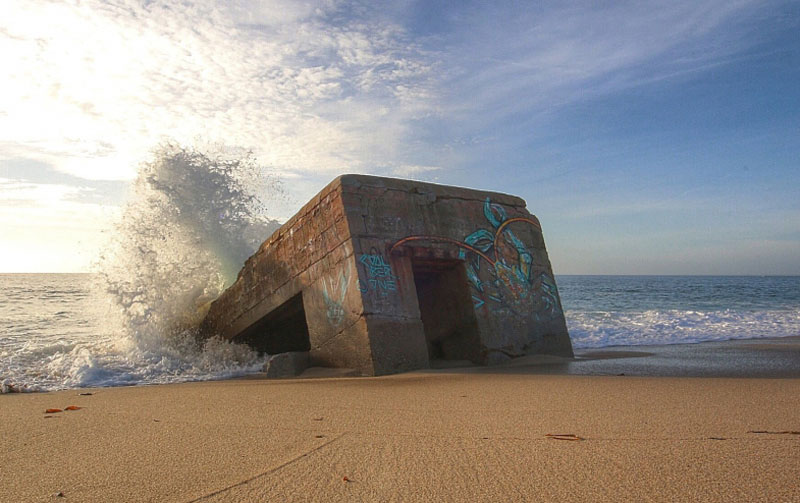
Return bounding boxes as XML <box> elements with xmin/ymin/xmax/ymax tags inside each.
<box><xmin>359</xmin><ymin>252</ymin><xmax>397</xmax><ymax>295</ymax></box>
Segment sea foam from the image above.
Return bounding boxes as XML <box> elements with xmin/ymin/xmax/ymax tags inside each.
<box><xmin>0</xmin><ymin>144</ymin><xmax>282</xmax><ymax>392</ymax></box>
<box><xmin>567</xmin><ymin>308</ymin><xmax>800</xmax><ymax>348</ymax></box>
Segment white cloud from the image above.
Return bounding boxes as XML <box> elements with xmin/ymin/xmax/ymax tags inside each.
<box><xmin>0</xmin><ymin>179</ymin><xmax>82</xmax><ymax>204</ymax></box>
<box><xmin>1</xmin><ymin>0</ymin><xmax>793</xmax><ymax>273</ymax></box>
<box><xmin>440</xmin><ymin>0</ymin><xmax>775</xmax><ymax>126</ymax></box>
<box><xmin>0</xmin><ymin>0</ymin><xmax>437</xmax><ymax>182</ymax></box>
<box><xmin>0</xmin><ymin>179</ymin><xmax>120</xmax><ymax>272</ymax></box>
<box><xmin>1</xmin><ymin>0</ymin><xmax>772</xmax><ymax>184</ymax></box>
<box><xmin>227</xmin><ymin>0</ymin><xmax>331</xmax><ymax>26</ymax></box>
<box><xmin>390</xmin><ymin>164</ymin><xmax>442</xmax><ymax>179</ymax></box>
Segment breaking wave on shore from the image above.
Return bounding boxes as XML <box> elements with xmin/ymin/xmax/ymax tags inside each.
<box><xmin>567</xmin><ymin>308</ymin><xmax>800</xmax><ymax>348</ymax></box>
<box><xmin>1</xmin><ymin>144</ymin><xmax>282</xmax><ymax>392</ymax></box>
<box><xmin>558</xmin><ymin>274</ymin><xmax>800</xmax><ymax>349</ymax></box>
<box><xmin>3</xmin><ymin>271</ymin><xmax>799</xmax><ymax>392</ymax></box>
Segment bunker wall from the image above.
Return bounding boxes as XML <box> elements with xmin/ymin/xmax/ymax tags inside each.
<box><xmin>339</xmin><ymin>175</ymin><xmax>573</xmax><ymax>365</ymax></box>
<box><xmin>202</xmin><ymin>178</ymin><xmax>375</xmax><ymax>374</ymax></box>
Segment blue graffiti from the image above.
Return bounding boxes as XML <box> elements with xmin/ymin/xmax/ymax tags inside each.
<box><xmin>358</xmin><ymin>252</ymin><xmax>397</xmax><ymax>295</ymax></box>
<box><xmin>322</xmin><ymin>262</ymin><xmax>351</xmax><ymax>326</ymax></box>
<box><xmin>459</xmin><ymin>198</ymin><xmax>562</xmax><ymax>319</ymax></box>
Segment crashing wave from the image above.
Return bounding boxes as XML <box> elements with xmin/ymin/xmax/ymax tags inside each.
<box><xmin>1</xmin><ymin>143</ymin><xmax>283</xmax><ymax>392</ymax></box>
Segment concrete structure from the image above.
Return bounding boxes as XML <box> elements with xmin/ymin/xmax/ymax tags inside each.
<box><xmin>201</xmin><ymin>175</ymin><xmax>573</xmax><ymax>376</ymax></box>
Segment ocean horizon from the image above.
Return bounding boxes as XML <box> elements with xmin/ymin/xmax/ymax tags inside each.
<box><xmin>2</xmin><ymin>273</ymin><xmax>799</xmax><ymax>392</ymax></box>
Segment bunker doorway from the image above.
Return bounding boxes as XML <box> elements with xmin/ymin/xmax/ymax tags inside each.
<box><xmin>236</xmin><ymin>293</ymin><xmax>311</xmax><ymax>355</ymax></box>
<box><xmin>411</xmin><ymin>259</ymin><xmax>482</xmax><ymax>364</ymax></box>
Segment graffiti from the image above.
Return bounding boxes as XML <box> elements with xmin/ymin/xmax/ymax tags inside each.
<box><xmin>358</xmin><ymin>251</ymin><xmax>397</xmax><ymax>295</ymax></box>
<box><xmin>322</xmin><ymin>262</ymin><xmax>351</xmax><ymax>326</ymax></box>
<box><xmin>390</xmin><ymin>198</ymin><xmax>562</xmax><ymax>319</ymax></box>
<box><xmin>360</xmin><ymin>252</ymin><xmax>393</xmax><ymax>277</ymax></box>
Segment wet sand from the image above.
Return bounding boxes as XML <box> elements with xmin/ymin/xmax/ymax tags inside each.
<box><xmin>519</xmin><ymin>335</ymin><xmax>800</xmax><ymax>378</ymax></box>
<box><xmin>2</xmin><ymin>337</ymin><xmax>799</xmax><ymax>502</ymax></box>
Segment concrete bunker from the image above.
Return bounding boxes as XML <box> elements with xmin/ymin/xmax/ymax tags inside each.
<box><xmin>236</xmin><ymin>293</ymin><xmax>311</xmax><ymax>355</ymax></box>
<box><xmin>201</xmin><ymin>174</ymin><xmax>573</xmax><ymax>376</ymax></box>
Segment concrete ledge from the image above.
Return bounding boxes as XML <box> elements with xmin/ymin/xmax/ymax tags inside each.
<box><xmin>263</xmin><ymin>351</ymin><xmax>310</xmax><ymax>378</ymax></box>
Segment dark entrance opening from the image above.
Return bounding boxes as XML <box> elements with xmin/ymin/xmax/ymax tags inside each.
<box><xmin>236</xmin><ymin>293</ymin><xmax>311</xmax><ymax>355</ymax></box>
<box><xmin>411</xmin><ymin>259</ymin><xmax>482</xmax><ymax>363</ymax></box>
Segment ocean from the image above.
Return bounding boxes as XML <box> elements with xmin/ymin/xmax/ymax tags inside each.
<box><xmin>1</xmin><ymin>273</ymin><xmax>798</xmax><ymax>392</ymax></box>
<box><xmin>559</xmin><ymin>275</ymin><xmax>800</xmax><ymax>347</ymax></box>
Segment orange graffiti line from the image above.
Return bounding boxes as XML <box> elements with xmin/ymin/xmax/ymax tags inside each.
<box><xmin>493</xmin><ymin>217</ymin><xmax>541</xmax><ymax>263</ymax></box>
<box><xmin>390</xmin><ymin>236</ymin><xmax>496</xmax><ymax>265</ymax></box>
<box><xmin>391</xmin><ymin>218</ymin><xmax>540</xmax><ymax>266</ymax></box>
<box><xmin>495</xmin><ymin>217</ymin><xmax>541</xmax><ymax>236</ymax></box>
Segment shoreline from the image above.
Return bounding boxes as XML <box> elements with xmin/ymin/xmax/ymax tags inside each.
<box><xmin>256</xmin><ymin>334</ymin><xmax>800</xmax><ymax>381</ymax></box>
<box><xmin>566</xmin><ymin>334</ymin><xmax>800</xmax><ymax>378</ymax></box>
<box><xmin>3</xmin><ymin>335</ymin><xmax>799</xmax><ymax>394</ymax></box>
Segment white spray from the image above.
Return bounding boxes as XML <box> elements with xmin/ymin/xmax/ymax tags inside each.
<box><xmin>99</xmin><ymin>143</ymin><xmax>281</xmax><ymax>340</ymax></box>
<box><xmin>62</xmin><ymin>143</ymin><xmax>283</xmax><ymax>388</ymax></box>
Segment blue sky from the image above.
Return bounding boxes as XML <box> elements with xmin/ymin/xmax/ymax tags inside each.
<box><xmin>1</xmin><ymin>0</ymin><xmax>798</xmax><ymax>274</ymax></box>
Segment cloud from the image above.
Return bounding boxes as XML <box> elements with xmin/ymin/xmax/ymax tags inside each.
<box><xmin>1</xmin><ymin>0</ymin><xmax>795</xmax><ymax>273</ymax></box>
<box><xmin>0</xmin><ymin>196</ymin><xmax>120</xmax><ymax>272</ymax></box>
<box><xmin>0</xmin><ymin>156</ymin><xmax>125</xmax><ymax>272</ymax></box>
<box><xmin>0</xmin><ymin>157</ymin><xmax>127</xmax><ymax>204</ymax></box>
<box><xmin>389</xmin><ymin>164</ymin><xmax>442</xmax><ymax>179</ymax></box>
<box><xmin>441</xmin><ymin>0</ymin><xmax>776</xmax><ymax>118</ymax></box>
<box><xmin>0</xmin><ymin>0</ymin><xmax>437</xmax><ymax>184</ymax></box>
<box><xmin>1</xmin><ymin>0</ymin><xmax>779</xmax><ymax>186</ymax></box>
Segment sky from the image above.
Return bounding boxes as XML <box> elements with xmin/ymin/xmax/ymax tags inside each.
<box><xmin>1</xmin><ymin>0</ymin><xmax>798</xmax><ymax>274</ymax></box>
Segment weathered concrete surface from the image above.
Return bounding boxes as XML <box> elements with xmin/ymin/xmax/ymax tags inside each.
<box><xmin>263</xmin><ymin>351</ymin><xmax>310</xmax><ymax>378</ymax></box>
<box><xmin>202</xmin><ymin>174</ymin><xmax>573</xmax><ymax>376</ymax></box>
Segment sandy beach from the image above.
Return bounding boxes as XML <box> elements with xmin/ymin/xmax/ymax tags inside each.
<box><xmin>2</xmin><ymin>338</ymin><xmax>799</xmax><ymax>503</ymax></box>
